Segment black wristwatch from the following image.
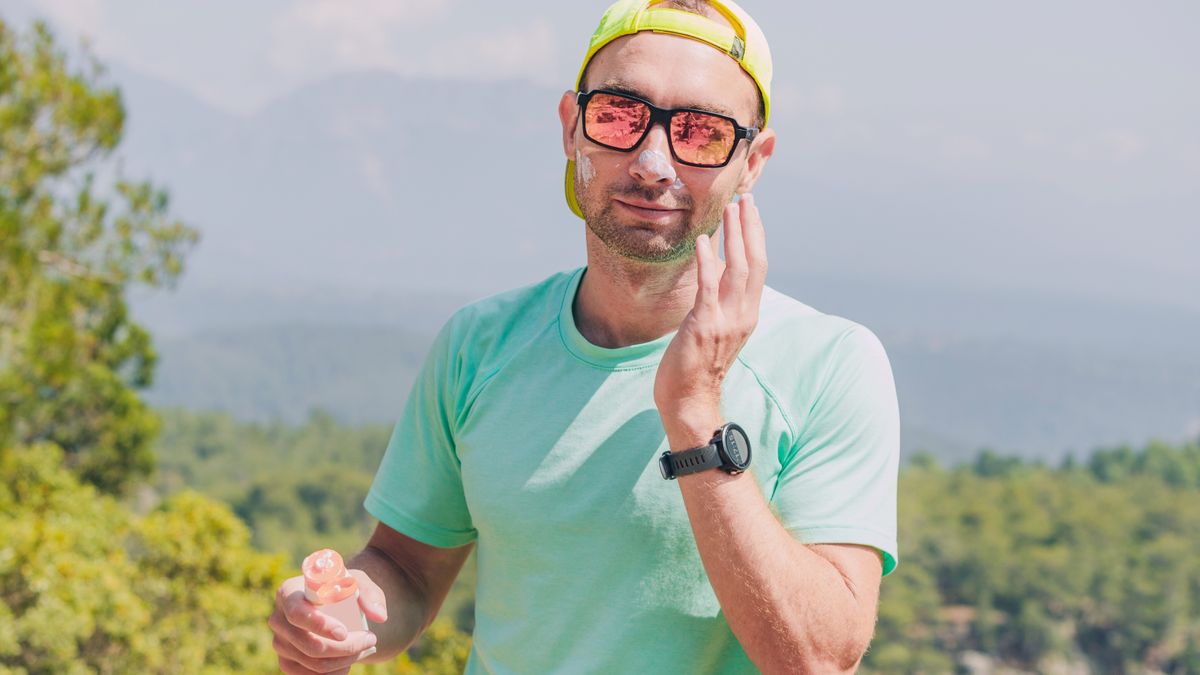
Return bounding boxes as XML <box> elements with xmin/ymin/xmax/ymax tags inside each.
<box><xmin>659</xmin><ymin>422</ymin><xmax>752</xmax><ymax>480</ymax></box>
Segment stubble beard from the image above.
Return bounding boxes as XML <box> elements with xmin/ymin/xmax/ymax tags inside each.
<box><xmin>579</xmin><ymin>183</ymin><xmax>731</xmax><ymax>263</ymax></box>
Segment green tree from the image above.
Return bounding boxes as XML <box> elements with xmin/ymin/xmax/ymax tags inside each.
<box><xmin>0</xmin><ymin>443</ymin><xmax>287</xmax><ymax>673</ymax></box>
<box><xmin>0</xmin><ymin>18</ymin><xmax>198</xmax><ymax>494</ymax></box>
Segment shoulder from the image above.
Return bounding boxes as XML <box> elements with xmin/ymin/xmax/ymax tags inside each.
<box><xmin>436</xmin><ymin>268</ymin><xmax>579</xmax><ymax>368</ymax></box>
<box><xmin>739</xmin><ymin>286</ymin><xmax>894</xmax><ymax>403</ymax></box>
<box><xmin>747</xmin><ymin>286</ymin><xmax>888</xmax><ymax>363</ymax></box>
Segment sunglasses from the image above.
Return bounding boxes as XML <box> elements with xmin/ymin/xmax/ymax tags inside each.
<box><xmin>577</xmin><ymin>89</ymin><xmax>759</xmax><ymax>168</ymax></box>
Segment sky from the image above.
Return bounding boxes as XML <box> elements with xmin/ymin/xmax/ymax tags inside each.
<box><xmin>4</xmin><ymin>0</ymin><xmax>1199</xmax><ymax>311</ymax></box>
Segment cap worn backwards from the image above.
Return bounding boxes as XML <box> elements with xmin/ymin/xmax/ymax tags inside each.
<box><xmin>565</xmin><ymin>0</ymin><xmax>773</xmax><ymax>219</ymax></box>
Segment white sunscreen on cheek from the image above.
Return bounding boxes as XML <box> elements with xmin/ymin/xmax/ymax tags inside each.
<box><xmin>575</xmin><ymin>150</ymin><xmax>595</xmax><ymax>188</ymax></box>
<box><xmin>637</xmin><ymin>149</ymin><xmax>676</xmax><ymax>182</ymax></box>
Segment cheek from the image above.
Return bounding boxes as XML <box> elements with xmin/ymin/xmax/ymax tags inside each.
<box><xmin>574</xmin><ymin>144</ymin><xmax>614</xmax><ymax>189</ymax></box>
<box><xmin>574</xmin><ymin>150</ymin><xmax>596</xmax><ymax>188</ymax></box>
<box><xmin>677</xmin><ymin>168</ymin><xmax>722</xmax><ymax>195</ymax></box>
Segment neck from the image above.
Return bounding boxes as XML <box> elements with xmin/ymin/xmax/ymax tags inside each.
<box><xmin>573</xmin><ymin>231</ymin><xmax>699</xmax><ymax>348</ymax></box>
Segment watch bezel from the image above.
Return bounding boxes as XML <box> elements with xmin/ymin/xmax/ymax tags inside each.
<box><xmin>716</xmin><ymin>422</ymin><xmax>752</xmax><ymax>473</ymax></box>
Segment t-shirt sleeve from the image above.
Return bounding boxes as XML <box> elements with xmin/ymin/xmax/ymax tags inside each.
<box><xmin>364</xmin><ymin>319</ymin><xmax>477</xmax><ymax>548</ymax></box>
<box><xmin>769</xmin><ymin>325</ymin><xmax>900</xmax><ymax>576</ymax></box>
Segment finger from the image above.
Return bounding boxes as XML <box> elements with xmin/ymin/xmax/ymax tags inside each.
<box><xmin>272</xmin><ymin>611</ymin><xmax>378</xmax><ymax>662</ymax></box>
<box><xmin>280</xmin><ymin>585</ymin><xmax>348</xmax><ymax>641</ymax></box>
<box><xmin>278</xmin><ymin>655</ymin><xmax>352</xmax><ymax>675</ymax></box>
<box><xmin>708</xmin><ymin>227</ymin><xmax>725</xmax><ymax>279</ymax></box>
<box><xmin>350</xmin><ymin>569</ymin><xmax>388</xmax><ymax>623</ymax></box>
<box><xmin>720</xmin><ymin>200</ymin><xmax>749</xmax><ymax>299</ymax></box>
<box><xmin>740</xmin><ymin>193</ymin><xmax>767</xmax><ymax>305</ymax></box>
<box><xmin>278</xmin><ymin>655</ymin><xmax>317</xmax><ymax>675</ymax></box>
<box><xmin>694</xmin><ymin>234</ymin><xmax>720</xmax><ymax>313</ymax></box>
<box><xmin>273</xmin><ymin>633</ymin><xmax>368</xmax><ymax>674</ymax></box>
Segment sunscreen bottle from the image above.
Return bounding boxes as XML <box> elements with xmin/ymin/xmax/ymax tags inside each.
<box><xmin>302</xmin><ymin>548</ymin><xmax>370</xmax><ymax>635</ymax></box>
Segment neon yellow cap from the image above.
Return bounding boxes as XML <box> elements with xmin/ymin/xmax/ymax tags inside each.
<box><xmin>565</xmin><ymin>0</ymin><xmax>773</xmax><ymax>219</ymax></box>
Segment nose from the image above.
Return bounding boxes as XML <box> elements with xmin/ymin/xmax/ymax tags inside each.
<box><xmin>628</xmin><ymin>125</ymin><xmax>677</xmax><ymax>185</ymax></box>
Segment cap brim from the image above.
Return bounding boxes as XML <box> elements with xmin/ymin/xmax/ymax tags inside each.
<box><xmin>565</xmin><ymin>159</ymin><xmax>585</xmax><ymax>219</ymax></box>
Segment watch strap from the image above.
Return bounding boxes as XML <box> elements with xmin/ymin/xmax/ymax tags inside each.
<box><xmin>660</xmin><ymin>442</ymin><xmax>722</xmax><ymax>479</ymax></box>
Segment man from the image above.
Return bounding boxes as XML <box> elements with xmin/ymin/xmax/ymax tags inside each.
<box><xmin>269</xmin><ymin>1</ymin><xmax>899</xmax><ymax>672</ymax></box>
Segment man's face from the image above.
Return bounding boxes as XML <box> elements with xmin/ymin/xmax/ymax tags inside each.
<box><xmin>561</xmin><ymin>32</ymin><xmax>768</xmax><ymax>263</ymax></box>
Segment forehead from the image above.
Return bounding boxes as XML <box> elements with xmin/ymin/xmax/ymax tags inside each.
<box><xmin>584</xmin><ymin>32</ymin><xmax>759</xmax><ymax>123</ymax></box>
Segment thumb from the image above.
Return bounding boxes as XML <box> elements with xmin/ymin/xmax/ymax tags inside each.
<box><xmin>350</xmin><ymin>569</ymin><xmax>388</xmax><ymax>623</ymax></box>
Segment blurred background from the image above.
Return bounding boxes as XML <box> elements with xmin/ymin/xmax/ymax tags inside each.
<box><xmin>1</xmin><ymin>0</ymin><xmax>1197</xmax><ymax>673</ymax></box>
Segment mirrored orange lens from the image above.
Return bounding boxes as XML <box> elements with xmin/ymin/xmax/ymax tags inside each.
<box><xmin>585</xmin><ymin>93</ymin><xmax>651</xmax><ymax>149</ymax></box>
<box><xmin>670</xmin><ymin>111</ymin><xmax>735</xmax><ymax>166</ymax></box>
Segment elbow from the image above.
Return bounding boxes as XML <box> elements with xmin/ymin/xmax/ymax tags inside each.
<box><xmin>818</xmin><ymin>612</ymin><xmax>875</xmax><ymax>673</ymax></box>
<box><xmin>774</xmin><ymin>648</ymin><xmax>869</xmax><ymax>675</ymax></box>
<box><xmin>755</xmin><ymin>615</ymin><xmax>874</xmax><ymax>674</ymax></box>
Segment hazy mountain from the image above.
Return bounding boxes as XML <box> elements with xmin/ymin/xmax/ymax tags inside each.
<box><xmin>147</xmin><ymin>323</ymin><xmax>431</xmax><ymax>426</ymax></box>
<box><xmin>145</xmin><ymin>319</ymin><xmax>1200</xmax><ymax>464</ymax></box>
<box><xmin>82</xmin><ymin>62</ymin><xmax>1195</xmax><ymax>461</ymax></box>
<box><xmin>115</xmin><ymin>69</ymin><xmax>582</xmax><ymax>298</ymax></box>
<box><xmin>143</xmin><ymin>280</ymin><xmax>1200</xmax><ymax>463</ymax></box>
<box><xmin>99</xmin><ymin>61</ymin><xmax>1199</xmax><ymax>310</ymax></box>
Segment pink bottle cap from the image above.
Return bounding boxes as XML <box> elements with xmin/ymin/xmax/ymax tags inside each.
<box><xmin>302</xmin><ymin>549</ymin><xmax>359</xmax><ymax>605</ymax></box>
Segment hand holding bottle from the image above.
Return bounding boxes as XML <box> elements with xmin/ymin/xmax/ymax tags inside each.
<box><xmin>268</xmin><ymin>549</ymin><xmax>388</xmax><ymax>675</ymax></box>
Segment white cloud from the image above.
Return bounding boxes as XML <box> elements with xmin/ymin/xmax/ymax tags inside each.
<box><xmin>428</xmin><ymin>19</ymin><xmax>558</xmax><ymax>84</ymax></box>
<box><xmin>269</xmin><ymin>0</ymin><xmax>452</xmax><ymax>75</ymax></box>
<box><xmin>28</xmin><ymin>0</ymin><xmax>105</xmax><ymax>36</ymax></box>
<box><xmin>1069</xmin><ymin>129</ymin><xmax>1149</xmax><ymax>163</ymax></box>
<box><xmin>26</xmin><ymin>0</ymin><xmax>134</xmax><ymax>63</ymax></box>
<box><xmin>1100</xmin><ymin>130</ymin><xmax>1147</xmax><ymax>162</ymax></box>
<box><xmin>267</xmin><ymin>2</ymin><xmax>558</xmax><ymax>86</ymax></box>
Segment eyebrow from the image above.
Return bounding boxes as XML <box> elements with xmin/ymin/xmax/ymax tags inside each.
<box><xmin>593</xmin><ymin>78</ymin><xmax>740</xmax><ymax>119</ymax></box>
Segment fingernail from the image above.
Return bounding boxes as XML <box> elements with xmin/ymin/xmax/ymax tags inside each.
<box><xmin>366</xmin><ymin>632</ymin><xmax>378</xmax><ymax>647</ymax></box>
<box><xmin>373</xmin><ymin>602</ymin><xmax>388</xmax><ymax>621</ymax></box>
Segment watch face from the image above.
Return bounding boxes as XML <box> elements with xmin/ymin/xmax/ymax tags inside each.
<box><xmin>722</xmin><ymin>424</ymin><xmax>751</xmax><ymax>470</ymax></box>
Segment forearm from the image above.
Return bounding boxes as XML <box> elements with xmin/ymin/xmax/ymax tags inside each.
<box><xmin>665</xmin><ymin>417</ymin><xmax>875</xmax><ymax>673</ymax></box>
<box><xmin>347</xmin><ymin>545</ymin><xmax>433</xmax><ymax>662</ymax></box>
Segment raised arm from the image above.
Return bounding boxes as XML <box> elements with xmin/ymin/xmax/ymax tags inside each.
<box><xmin>655</xmin><ymin>194</ymin><xmax>893</xmax><ymax>672</ymax></box>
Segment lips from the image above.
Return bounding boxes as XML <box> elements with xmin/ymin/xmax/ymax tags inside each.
<box><xmin>614</xmin><ymin>198</ymin><xmax>682</xmax><ymax>220</ymax></box>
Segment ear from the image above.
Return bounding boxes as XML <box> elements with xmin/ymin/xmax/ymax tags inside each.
<box><xmin>559</xmin><ymin>90</ymin><xmax>581</xmax><ymax>159</ymax></box>
<box><xmin>734</xmin><ymin>128</ymin><xmax>776</xmax><ymax>194</ymax></box>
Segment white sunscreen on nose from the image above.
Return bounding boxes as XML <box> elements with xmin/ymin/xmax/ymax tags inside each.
<box><xmin>637</xmin><ymin>149</ymin><xmax>676</xmax><ymax>182</ymax></box>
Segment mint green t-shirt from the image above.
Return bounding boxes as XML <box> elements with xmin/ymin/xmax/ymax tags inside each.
<box><xmin>365</xmin><ymin>267</ymin><xmax>899</xmax><ymax>674</ymax></box>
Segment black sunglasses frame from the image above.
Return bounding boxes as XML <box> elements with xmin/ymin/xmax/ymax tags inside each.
<box><xmin>576</xmin><ymin>89</ymin><xmax>759</xmax><ymax>169</ymax></box>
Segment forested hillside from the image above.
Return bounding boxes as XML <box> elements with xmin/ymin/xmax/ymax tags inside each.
<box><xmin>152</xmin><ymin>409</ymin><xmax>1200</xmax><ymax>673</ymax></box>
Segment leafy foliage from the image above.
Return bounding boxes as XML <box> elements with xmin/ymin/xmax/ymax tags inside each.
<box><xmin>157</xmin><ymin>407</ymin><xmax>1200</xmax><ymax>673</ymax></box>
<box><xmin>153</xmin><ymin>408</ymin><xmax>389</xmax><ymax>562</ymax></box>
<box><xmin>865</xmin><ymin>439</ymin><xmax>1200</xmax><ymax>673</ymax></box>
<box><xmin>0</xmin><ymin>18</ymin><xmax>198</xmax><ymax>495</ymax></box>
<box><xmin>153</xmin><ymin>408</ymin><xmax>479</xmax><ymax>632</ymax></box>
<box><xmin>0</xmin><ymin>443</ymin><xmax>287</xmax><ymax>673</ymax></box>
